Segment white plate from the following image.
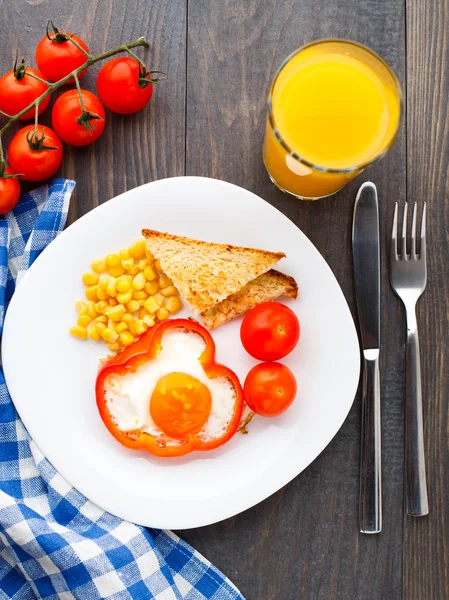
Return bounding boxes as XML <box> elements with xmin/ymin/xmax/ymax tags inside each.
<box><xmin>2</xmin><ymin>176</ymin><xmax>360</xmax><ymax>530</ymax></box>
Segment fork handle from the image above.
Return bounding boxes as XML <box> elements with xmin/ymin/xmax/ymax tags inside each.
<box><xmin>405</xmin><ymin>311</ymin><xmax>429</xmax><ymax>516</ymax></box>
<box><xmin>359</xmin><ymin>350</ymin><xmax>382</xmax><ymax>534</ymax></box>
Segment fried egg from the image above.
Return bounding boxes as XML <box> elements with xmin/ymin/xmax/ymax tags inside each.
<box><xmin>104</xmin><ymin>328</ymin><xmax>237</xmax><ymax>447</ymax></box>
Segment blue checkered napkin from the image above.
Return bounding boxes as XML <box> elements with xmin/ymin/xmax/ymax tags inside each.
<box><xmin>0</xmin><ymin>180</ymin><xmax>244</xmax><ymax>600</ymax></box>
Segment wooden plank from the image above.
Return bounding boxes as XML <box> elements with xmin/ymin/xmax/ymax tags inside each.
<box><xmin>0</xmin><ymin>0</ymin><xmax>187</xmax><ymax>223</ymax></box>
<box><xmin>184</xmin><ymin>1</ymin><xmax>407</xmax><ymax>598</ymax></box>
<box><xmin>404</xmin><ymin>0</ymin><xmax>449</xmax><ymax>599</ymax></box>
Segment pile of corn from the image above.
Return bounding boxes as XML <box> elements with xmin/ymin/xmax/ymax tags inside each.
<box><xmin>70</xmin><ymin>239</ymin><xmax>182</xmax><ymax>353</ymax></box>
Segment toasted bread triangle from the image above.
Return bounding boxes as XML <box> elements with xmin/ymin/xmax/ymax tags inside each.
<box><xmin>142</xmin><ymin>229</ymin><xmax>285</xmax><ymax>314</ymax></box>
<box><xmin>200</xmin><ymin>269</ymin><xmax>298</xmax><ymax>329</ymax></box>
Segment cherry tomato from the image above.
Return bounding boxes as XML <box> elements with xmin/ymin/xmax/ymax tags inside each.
<box><xmin>240</xmin><ymin>302</ymin><xmax>300</xmax><ymax>361</ymax></box>
<box><xmin>35</xmin><ymin>24</ymin><xmax>89</xmax><ymax>82</ymax></box>
<box><xmin>0</xmin><ymin>61</ymin><xmax>50</xmax><ymax>120</ymax></box>
<box><xmin>8</xmin><ymin>124</ymin><xmax>63</xmax><ymax>182</ymax></box>
<box><xmin>244</xmin><ymin>362</ymin><xmax>297</xmax><ymax>417</ymax></box>
<box><xmin>52</xmin><ymin>90</ymin><xmax>105</xmax><ymax>146</ymax></box>
<box><xmin>97</xmin><ymin>57</ymin><xmax>154</xmax><ymax>114</ymax></box>
<box><xmin>0</xmin><ymin>166</ymin><xmax>20</xmax><ymax>215</ymax></box>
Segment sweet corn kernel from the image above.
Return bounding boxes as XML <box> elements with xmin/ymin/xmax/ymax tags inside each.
<box><xmin>98</xmin><ymin>273</ymin><xmax>109</xmax><ymax>289</ymax></box>
<box><xmin>108</xmin><ymin>342</ymin><xmax>121</xmax><ymax>352</ymax></box>
<box><xmin>119</xmin><ymin>331</ymin><xmax>135</xmax><ymax>346</ymax></box>
<box><xmin>76</xmin><ymin>301</ymin><xmax>87</xmax><ymax>314</ymax></box>
<box><xmin>143</xmin><ymin>314</ymin><xmax>155</xmax><ymax>327</ymax></box>
<box><xmin>87</xmin><ymin>322</ymin><xmax>100</xmax><ymax>341</ymax></box>
<box><xmin>95</xmin><ymin>315</ymin><xmax>107</xmax><ymax>323</ymax></box>
<box><xmin>106</xmin><ymin>253</ymin><xmax>120</xmax><ymax>268</ymax></box>
<box><xmin>96</xmin><ymin>288</ymin><xmax>109</xmax><ymax>301</ymax></box>
<box><xmin>135</xmin><ymin>320</ymin><xmax>148</xmax><ymax>335</ymax></box>
<box><xmin>77</xmin><ymin>314</ymin><xmax>91</xmax><ymax>328</ymax></box>
<box><xmin>102</xmin><ymin>328</ymin><xmax>119</xmax><ymax>343</ymax></box>
<box><xmin>156</xmin><ymin>307</ymin><xmax>169</xmax><ymax>321</ymax></box>
<box><xmin>154</xmin><ymin>259</ymin><xmax>161</xmax><ymax>272</ymax></box>
<box><xmin>117</xmin><ymin>290</ymin><xmax>133</xmax><ymax>304</ymax></box>
<box><xmin>85</xmin><ymin>285</ymin><xmax>99</xmax><ymax>301</ymax></box>
<box><xmin>121</xmin><ymin>257</ymin><xmax>135</xmax><ymax>270</ymax></box>
<box><xmin>86</xmin><ymin>302</ymin><xmax>97</xmax><ymax>319</ymax></box>
<box><xmin>107</xmin><ymin>305</ymin><xmax>126</xmax><ymax>321</ymax></box>
<box><xmin>129</xmin><ymin>239</ymin><xmax>146</xmax><ymax>258</ymax></box>
<box><xmin>109</xmin><ymin>265</ymin><xmax>125</xmax><ymax>277</ymax></box>
<box><xmin>107</xmin><ymin>318</ymin><xmax>116</xmax><ymax>330</ymax></box>
<box><xmin>142</xmin><ymin>265</ymin><xmax>156</xmax><ymax>281</ymax></box>
<box><xmin>92</xmin><ymin>258</ymin><xmax>106</xmax><ymax>273</ymax></box>
<box><xmin>82</xmin><ymin>272</ymin><xmax>98</xmax><ymax>286</ymax></box>
<box><xmin>132</xmin><ymin>272</ymin><xmax>146</xmax><ymax>290</ymax></box>
<box><xmin>128</xmin><ymin>265</ymin><xmax>139</xmax><ymax>276</ymax></box>
<box><xmin>121</xmin><ymin>312</ymin><xmax>134</xmax><ymax>325</ymax></box>
<box><xmin>116</xmin><ymin>275</ymin><xmax>132</xmax><ymax>293</ymax></box>
<box><xmin>70</xmin><ymin>325</ymin><xmax>87</xmax><ymax>339</ymax></box>
<box><xmin>161</xmin><ymin>286</ymin><xmax>178</xmax><ymax>297</ymax></box>
<box><xmin>138</xmin><ymin>259</ymin><xmax>148</xmax><ymax>270</ymax></box>
<box><xmin>133</xmin><ymin>290</ymin><xmax>147</xmax><ymax>300</ymax></box>
<box><xmin>116</xmin><ymin>322</ymin><xmax>128</xmax><ymax>333</ymax></box>
<box><xmin>144</xmin><ymin>281</ymin><xmax>158</xmax><ymax>296</ymax></box>
<box><xmin>144</xmin><ymin>297</ymin><xmax>159</xmax><ymax>314</ymax></box>
<box><xmin>108</xmin><ymin>298</ymin><xmax>118</xmax><ymax>307</ymax></box>
<box><xmin>137</xmin><ymin>299</ymin><xmax>146</xmax><ymax>307</ymax></box>
<box><xmin>119</xmin><ymin>248</ymin><xmax>130</xmax><ymax>261</ymax></box>
<box><xmin>106</xmin><ymin>276</ymin><xmax>117</xmax><ymax>297</ymax></box>
<box><xmin>153</xmin><ymin>293</ymin><xmax>165</xmax><ymax>307</ymax></box>
<box><xmin>165</xmin><ymin>296</ymin><xmax>183</xmax><ymax>314</ymax></box>
<box><xmin>144</xmin><ymin>246</ymin><xmax>154</xmax><ymax>261</ymax></box>
<box><xmin>96</xmin><ymin>322</ymin><xmax>106</xmax><ymax>334</ymax></box>
<box><xmin>95</xmin><ymin>301</ymin><xmax>108</xmax><ymax>313</ymax></box>
<box><xmin>138</xmin><ymin>308</ymin><xmax>148</xmax><ymax>320</ymax></box>
<box><xmin>126</xmin><ymin>299</ymin><xmax>140</xmax><ymax>313</ymax></box>
<box><xmin>158</xmin><ymin>275</ymin><xmax>173</xmax><ymax>288</ymax></box>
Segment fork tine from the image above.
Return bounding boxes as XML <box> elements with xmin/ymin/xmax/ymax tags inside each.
<box><xmin>420</xmin><ymin>203</ymin><xmax>427</xmax><ymax>261</ymax></box>
<box><xmin>401</xmin><ymin>202</ymin><xmax>408</xmax><ymax>257</ymax></box>
<box><xmin>391</xmin><ymin>202</ymin><xmax>398</xmax><ymax>262</ymax></box>
<box><xmin>411</xmin><ymin>203</ymin><xmax>418</xmax><ymax>258</ymax></box>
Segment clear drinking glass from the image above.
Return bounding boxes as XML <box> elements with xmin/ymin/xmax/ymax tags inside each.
<box><xmin>263</xmin><ymin>39</ymin><xmax>403</xmax><ymax>200</ymax></box>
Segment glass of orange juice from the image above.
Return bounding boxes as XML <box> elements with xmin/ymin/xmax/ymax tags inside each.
<box><xmin>263</xmin><ymin>39</ymin><xmax>402</xmax><ymax>200</ymax></box>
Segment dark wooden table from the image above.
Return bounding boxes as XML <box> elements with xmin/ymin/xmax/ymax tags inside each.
<box><xmin>2</xmin><ymin>1</ymin><xmax>448</xmax><ymax>599</ymax></box>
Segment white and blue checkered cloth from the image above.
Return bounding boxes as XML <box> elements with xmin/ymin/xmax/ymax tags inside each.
<box><xmin>0</xmin><ymin>180</ymin><xmax>244</xmax><ymax>600</ymax></box>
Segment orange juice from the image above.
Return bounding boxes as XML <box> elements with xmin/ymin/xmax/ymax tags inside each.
<box><xmin>263</xmin><ymin>40</ymin><xmax>402</xmax><ymax>199</ymax></box>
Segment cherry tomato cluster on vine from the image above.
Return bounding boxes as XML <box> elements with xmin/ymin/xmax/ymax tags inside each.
<box><xmin>0</xmin><ymin>22</ymin><xmax>161</xmax><ymax>215</ymax></box>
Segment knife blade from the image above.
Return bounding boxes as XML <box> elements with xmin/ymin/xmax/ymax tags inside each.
<box><xmin>352</xmin><ymin>181</ymin><xmax>382</xmax><ymax>534</ymax></box>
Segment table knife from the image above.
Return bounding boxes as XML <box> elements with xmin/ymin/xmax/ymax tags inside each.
<box><xmin>352</xmin><ymin>181</ymin><xmax>382</xmax><ymax>534</ymax></box>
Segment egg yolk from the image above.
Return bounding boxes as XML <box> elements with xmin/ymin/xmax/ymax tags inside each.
<box><xmin>150</xmin><ymin>372</ymin><xmax>212</xmax><ymax>439</ymax></box>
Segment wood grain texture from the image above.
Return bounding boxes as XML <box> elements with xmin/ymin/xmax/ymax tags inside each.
<box><xmin>184</xmin><ymin>1</ymin><xmax>407</xmax><ymax>599</ymax></box>
<box><xmin>404</xmin><ymin>0</ymin><xmax>449</xmax><ymax>599</ymax></box>
<box><xmin>0</xmin><ymin>0</ymin><xmax>187</xmax><ymax>223</ymax></box>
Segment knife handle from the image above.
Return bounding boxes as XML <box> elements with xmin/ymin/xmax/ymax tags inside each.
<box><xmin>359</xmin><ymin>349</ymin><xmax>382</xmax><ymax>534</ymax></box>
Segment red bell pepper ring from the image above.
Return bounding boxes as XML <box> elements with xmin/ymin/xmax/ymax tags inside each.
<box><xmin>96</xmin><ymin>318</ymin><xmax>244</xmax><ymax>457</ymax></box>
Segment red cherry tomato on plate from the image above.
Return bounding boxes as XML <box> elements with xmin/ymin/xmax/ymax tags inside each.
<box><xmin>0</xmin><ymin>61</ymin><xmax>50</xmax><ymax>120</ymax></box>
<box><xmin>244</xmin><ymin>362</ymin><xmax>297</xmax><ymax>417</ymax></box>
<box><xmin>240</xmin><ymin>302</ymin><xmax>300</xmax><ymax>361</ymax></box>
<box><xmin>97</xmin><ymin>57</ymin><xmax>155</xmax><ymax>114</ymax></box>
<box><xmin>8</xmin><ymin>124</ymin><xmax>63</xmax><ymax>182</ymax></box>
<box><xmin>36</xmin><ymin>23</ymin><xmax>89</xmax><ymax>82</ymax></box>
<box><xmin>0</xmin><ymin>166</ymin><xmax>20</xmax><ymax>215</ymax></box>
<box><xmin>52</xmin><ymin>89</ymin><xmax>105</xmax><ymax>146</ymax></box>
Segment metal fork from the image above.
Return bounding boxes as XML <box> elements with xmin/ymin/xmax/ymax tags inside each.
<box><xmin>390</xmin><ymin>202</ymin><xmax>429</xmax><ymax>517</ymax></box>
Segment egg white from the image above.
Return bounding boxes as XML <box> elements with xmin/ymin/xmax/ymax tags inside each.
<box><xmin>104</xmin><ymin>328</ymin><xmax>237</xmax><ymax>446</ymax></box>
